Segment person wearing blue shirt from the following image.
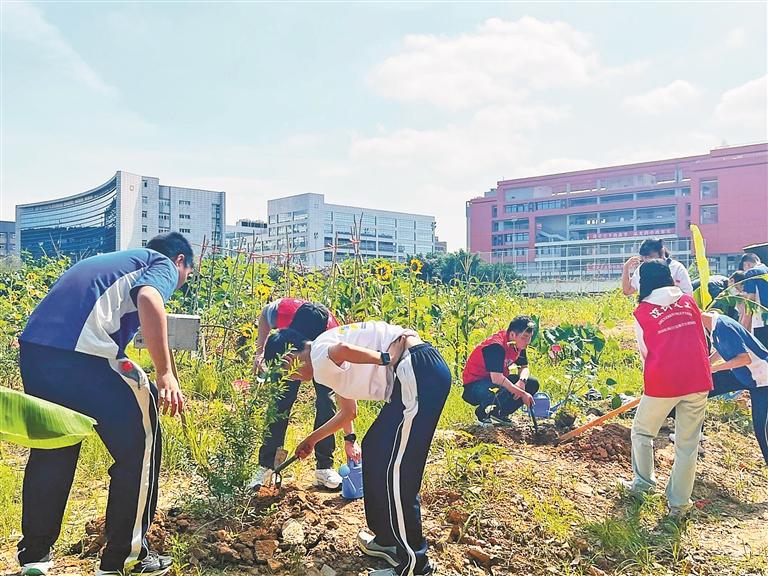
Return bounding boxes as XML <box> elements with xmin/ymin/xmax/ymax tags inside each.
<box><xmin>16</xmin><ymin>232</ymin><xmax>194</xmax><ymax>576</ymax></box>
<box><xmin>702</xmin><ymin>311</ymin><xmax>768</xmax><ymax>466</ymax></box>
<box><xmin>740</xmin><ymin>253</ymin><xmax>768</xmax><ymax>349</ymax></box>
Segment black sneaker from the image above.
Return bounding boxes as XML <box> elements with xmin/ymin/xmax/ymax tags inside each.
<box><xmin>475</xmin><ymin>405</ymin><xmax>492</xmax><ymax>427</ymax></box>
<box><xmin>97</xmin><ymin>552</ymin><xmax>173</xmax><ymax>576</ymax></box>
<box><xmin>357</xmin><ymin>531</ymin><xmax>399</xmax><ymax>567</ymax></box>
<box><xmin>489</xmin><ymin>409</ymin><xmax>514</xmax><ymax>427</ymax></box>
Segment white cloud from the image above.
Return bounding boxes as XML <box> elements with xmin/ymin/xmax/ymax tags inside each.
<box><xmin>714</xmin><ymin>75</ymin><xmax>768</xmax><ymax>130</ymax></box>
<box><xmin>367</xmin><ymin>16</ymin><xmax>638</xmax><ymax>110</ymax></box>
<box><xmin>725</xmin><ymin>27</ymin><xmax>746</xmax><ymax>49</ymax></box>
<box><xmin>1</xmin><ymin>1</ymin><xmax>115</xmax><ymax>94</ymax></box>
<box><xmin>622</xmin><ymin>80</ymin><xmax>701</xmax><ymax>115</ymax></box>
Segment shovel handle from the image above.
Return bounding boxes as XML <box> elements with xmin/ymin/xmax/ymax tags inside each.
<box><xmin>557</xmin><ymin>397</ymin><xmax>641</xmax><ymax>444</ymax></box>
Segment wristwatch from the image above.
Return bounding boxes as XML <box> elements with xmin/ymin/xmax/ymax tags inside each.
<box><xmin>344</xmin><ymin>433</ymin><xmax>357</xmax><ymax>443</ymax></box>
<box><xmin>379</xmin><ymin>351</ymin><xmax>391</xmax><ymax>366</ymax></box>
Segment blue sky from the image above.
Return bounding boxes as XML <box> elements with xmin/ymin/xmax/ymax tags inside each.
<box><xmin>2</xmin><ymin>2</ymin><xmax>766</xmax><ymax>250</ymax></box>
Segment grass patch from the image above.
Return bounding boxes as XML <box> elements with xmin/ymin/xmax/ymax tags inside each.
<box><xmin>584</xmin><ymin>493</ymin><xmax>689</xmax><ymax>574</ymax></box>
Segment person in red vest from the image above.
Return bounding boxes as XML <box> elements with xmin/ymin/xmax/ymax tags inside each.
<box><xmin>627</xmin><ymin>260</ymin><xmax>713</xmax><ymax>516</ymax></box>
<box><xmin>250</xmin><ymin>298</ymin><xmax>351</xmax><ymax>490</ymax></box>
<box><xmin>462</xmin><ymin>316</ymin><xmax>537</xmax><ymax>425</ymax></box>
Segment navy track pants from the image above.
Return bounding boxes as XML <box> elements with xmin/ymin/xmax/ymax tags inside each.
<box><xmin>361</xmin><ymin>343</ymin><xmax>451</xmax><ymax>576</ymax></box>
<box><xmin>17</xmin><ymin>342</ymin><xmax>161</xmax><ymax>572</ymax></box>
<box><xmin>711</xmin><ymin>370</ymin><xmax>768</xmax><ymax>466</ymax></box>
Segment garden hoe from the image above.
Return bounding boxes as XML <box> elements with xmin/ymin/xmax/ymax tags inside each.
<box><xmin>269</xmin><ymin>454</ymin><xmax>298</xmax><ymax>490</ymax></box>
<box><xmin>530</xmin><ymin>409</ymin><xmax>541</xmax><ymax>437</ymax></box>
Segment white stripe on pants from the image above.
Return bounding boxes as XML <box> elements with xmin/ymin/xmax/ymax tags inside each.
<box><xmin>630</xmin><ymin>392</ymin><xmax>708</xmax><ymax>509</ymax></box>
<box><xmin>387</xmin><ymin>351</ymin><xmax>419</xmax><ymax>576</ymax></box>
<box><xmin>110</xmin><ymin>360</ymin><xmax>158</xmax><ymax>567</ymax></box>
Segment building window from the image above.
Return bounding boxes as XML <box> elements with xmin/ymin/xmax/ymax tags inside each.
<box><xmin>535</xmin><ymin>200</ymin><xmax>567</xmax><ymax>211</ymax></box>
<box><xmin>142</xmin><ymin>225</ymin><xmax>147</xmax><ymax>233</ymax></box>
<box><xmin>142</xmin><ymin>196</ymin><xmax>148</xmax><ymax>205</ymax></box>
<box><xmin>681</xmin><ymin>187</ymin><xmax>691</xmax><ymax>197</ymax></box>
<box><xmin>700</xmin><ymin>180</ymin><xmax>718</xmax><ymax>200</ymax></box>
<box><xmin>179</xmin><ymin>214</ymin><xmax>191</xmax><ymax>219</ymax></box>
<box><xmin>141</xmin><ymin>240</ymin><xmax>148</xmax><ymax>246</ymax></box>
<box><xmin>600</xmin><ymin>193</ymin><xmax>633</xmax><ymax>204</ymax></box>
<box><xmin>686</xmin><ymin>204</ymin><xmax>691</xmax><ymax>216</ymax></box>
<box><xmin>143</xmin><ymin>181</ymin><xmax>147</xmax><ymax>188</ymax></box>
<box><xmin>636</xmin><ymin>189</ymin><xmax>676</xmax><ymax>201</ymax></box>
<box><xmin>142</xmin><ymin>211</ymin><xmax>147</xmax><ymax>218</ymax></box>
<box><xmin>492</xmin><ymin>206</ymin><xmax>498</xmax><ymax>218</ymax></box>
<box><xmin>180</xmin><ymin>227</ymin><xmax>191</xmax><ymax>233</ymax></box>
<box><xmin>505</xmin><ymin>203</ymin><xmax>531</xmax><ymax>213</ymax></box>
<box><xmin>179</xmin><ymin>200</ymin><xmax>191</xmax><ymax>206</ymax></box>
<box><xmin>700</xmin><ymin>205</ymin><xmax>718</xmax><ymax>224</ymax></box>
<box><xmin>569</xmin><ymin>197</ymin><xmax>598</xmax><ymax>208</ymax></box>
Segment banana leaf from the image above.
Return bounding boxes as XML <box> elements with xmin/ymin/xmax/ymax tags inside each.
<box><xmin>690</xmin><ymin>224</ymin><xmax>711</xmax><ymax>310</ymax></box>
<box><xmin>0</xmin><ymin>387</ymin><xmax>97</xmax><ymax>449</ymax></box>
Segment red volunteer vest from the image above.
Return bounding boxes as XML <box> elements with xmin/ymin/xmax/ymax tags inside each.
<box><xmin>633</xmin><ymin>294</ymin><xmax>712</xmax><ymax>397</ymax></box>
<box><xmin>275</xmin><ymin>298</ymin><xmax>339</xmax><ymax>330</ymax></box>
<box><xmin>462</xmin><ymin>330</ymin><xmax>523</xmax><ymax>385</ymax></box>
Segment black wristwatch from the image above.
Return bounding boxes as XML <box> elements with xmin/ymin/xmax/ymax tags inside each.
<box><xmin>344</xmin><ymin>433</ymin><xmax>357</xmax><ymax>443</ymax></box>
<box><xmin>379</xmin><ymin>351</ymin><xmax>391</xmax><ymax>366</ymax></box>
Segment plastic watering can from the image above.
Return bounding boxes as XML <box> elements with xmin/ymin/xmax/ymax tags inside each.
<box><xmin>523</xmin><ymin>392</ymin><xmax>563</xmax><ymax>418</ymax></box>
<box><xmin>339</xmin><ymin>459</ymin><xmax>364</xmax><ymax>500</ymax></box>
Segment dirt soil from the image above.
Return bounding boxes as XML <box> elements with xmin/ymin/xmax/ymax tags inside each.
<box><xmin>1</xmin><ymin>418</ymin><xmax>766</xmax><ymax>576</ymax></box>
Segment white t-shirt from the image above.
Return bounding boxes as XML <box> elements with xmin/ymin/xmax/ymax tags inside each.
<box><xmin>310</xmin><ymin>321</ymin><xmax>413</xmax><ymax>401</ymax></box>
<box><xmin>631</xmin><ymin>259</ymin><xmax>693</xmax><ymax>295</ymax></box>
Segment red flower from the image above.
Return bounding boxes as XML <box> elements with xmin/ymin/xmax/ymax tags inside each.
<box><xmin>232</xmin><ymin>379</ymin><xmax>251</xmax><ymax>392</ymax></box>
<box><xmin>551</xmin><ymin>345</ymin><xmax>562</xmax><ymax>353</ymax></box>
<box><xmin>694</xmin><ymin>499</ymin><xmax>711</xmax><ymax>509</ymax></box>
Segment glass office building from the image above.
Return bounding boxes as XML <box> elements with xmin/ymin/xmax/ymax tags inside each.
<box><xmin>17</xmin><ymin>176</ymin><xmax>118</xmax><ymax>260</ymax></box>
<box><xmin>16</xmin><ymin>171</ymin><xmax>226</xmax><ymax>260</ymax></box>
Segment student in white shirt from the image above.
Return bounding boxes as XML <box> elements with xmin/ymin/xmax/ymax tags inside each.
<box><xmin>264</xmin><ymin>321</ymin><xmax>451</xmax><ymax>576</ymax></box>
<box><xmin>622</xmin><ymin>238</ymin><xmax>693</xmax><ymax>297</ymax></box>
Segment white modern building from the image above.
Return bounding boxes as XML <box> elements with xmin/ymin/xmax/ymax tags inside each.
<box><xmin>15</xmin><ymin>171</ymin><xmax>225</xmax><ymax>260</ymax></box>
<box><xmin>225</xmin><ymin>218</ymin><xmax>268</xmax><ymax>252</ymax></box>
<box><xmin>261</xmin><ymin>193</ymin><xmax>438</xmax><ymax>269</ymax></box>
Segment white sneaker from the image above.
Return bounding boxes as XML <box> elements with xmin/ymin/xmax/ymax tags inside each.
<box><xmin>20</xmin><ymin>555</ymin><xmax>54</xmax><ymax>576</ymax></box>
<box><xmin>17</xmin><ymin>550</ymin><xmax>53</xmax><ymax>576</ymax></box>
<box><xmin>315</xmin><ymin>468</ymin><xmax>342</xmax><ymax>489</ymax></box>
<box><xmin>248</xmin><ymin>465</ymin><xmax>273</xmax><ymax>489</ymax></box>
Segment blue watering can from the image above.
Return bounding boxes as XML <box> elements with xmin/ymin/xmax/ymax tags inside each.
<box><xmin>523</xmin><ymin>392</ymin><xmax>563</xmax><ymax>419</ymax></box>
<box><xmin>339</xmin><ymin>459</ymin><xmax>364</xmax><ymax>500</ymax></box>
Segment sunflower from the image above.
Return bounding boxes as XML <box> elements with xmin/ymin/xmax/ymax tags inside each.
<box><xmin>409</xmin><ymin>258</ymin><xmax>424</xmax><ymax>275</ymax></box>
<box><xmin>255</xmin><ymin>284</ymin><xmax>271</xmax><ymax>298</ymax></box>
<box><xmin>373</xmin><ymin>261</ymin><xmax>394</xmax><ymax>283</ymax></box>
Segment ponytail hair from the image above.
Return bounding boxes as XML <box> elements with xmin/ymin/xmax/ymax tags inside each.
<box><xmin>638</xmin><ymin>259</ymin><xmax>675</xmax><ymax>302</ymax></box>
<box><xmin>639</xmin><ymin>238</ymin><xmax>671</xmax><ymax>264</ymax></box>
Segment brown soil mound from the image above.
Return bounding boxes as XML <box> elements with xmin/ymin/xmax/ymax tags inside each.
<box><xmin>559</xmin><ymin>423</ymin><xmax>632</xmax><ymax>464</ymax></box>
<box><xmin>67</xmin><ymin>485</ymin><xmax>373</xmax><ymax>574</ymax></box>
